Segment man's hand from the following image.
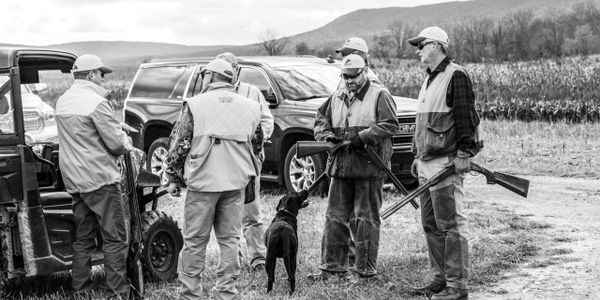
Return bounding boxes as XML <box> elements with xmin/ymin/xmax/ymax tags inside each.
<box><xmin>167</xmin><ymin>182</ymin><xmax>182</xmax><ymax>197</ymax></box>
<box><xmin>411</xmin><ymin>160</ymin><xmax>418</xmax><ymax>178</ymax></box>
<box><xmin>349</xmin><ymin>135</ymin><xmax>364</xmax><ymax>149</ymax></box>
<box><xmin>447</xmin><ymin>156</ymin><xmax>471</xmax><ymax>173</ymax></box>
<box><xmin>325</xmin><ymin>136</ymin><xmax>343</xmax><ymax>144</ymax></box>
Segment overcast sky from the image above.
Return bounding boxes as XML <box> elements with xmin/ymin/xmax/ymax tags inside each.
<box><xmin>2</xmin><ymin>0</ymin><xmax>469</xmax><ymax>46</ymax></box>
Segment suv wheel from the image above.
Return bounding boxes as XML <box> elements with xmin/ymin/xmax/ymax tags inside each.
<box><xmin>283</xmin><ymin>143</ymin><xmax>328</xmax><ymax>195</ymax></box>
<box><xmin>141</xmin><ymin>211</ymin><xmax>183</xmax><ymax>282</ymax></box>
<box><xmin>147</xmin><ymin>138</ymin><xmax>170</xmax><ymax>186</ymax></box>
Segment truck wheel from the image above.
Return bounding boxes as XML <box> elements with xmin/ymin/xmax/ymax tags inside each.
<box><xmin>147</xmin><ymin>138</ymin><xmax>170</xmax><ymax>186</ymax></box>
<box><xmin>141</xmin><ymin>211</ymin><xmax>183</xmax><ymax>282</ymax></box>
<box><xmin>283</xmin><ymin>143</ymin><xmax>328</xmax><ymax>196</ymax></box>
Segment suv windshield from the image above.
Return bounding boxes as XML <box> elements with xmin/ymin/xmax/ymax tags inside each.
<box><xmin>0</xmin><ymin>75</ymin><xmax>14</xmax><ymax>135</ymax></box>
<box><xmin>271</xmin><ymin>64</ymin><xmax>340</xmax><ymax>100</ymax></box>
<box><xmin>129</xmin><ymin>65</ymin><xmax>194</xmax><ymax>99</ymax></box>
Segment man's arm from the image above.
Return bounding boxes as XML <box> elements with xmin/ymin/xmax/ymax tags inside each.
<box><xmin>90</xmin><ymin>101</ymin><xmax>132</xmax><ymax>156</ymax></box>
<box><xmin>164</xmin><ymin>104</ymin><xmax>193</xmax><ymax>187</ymax></box>
<box><xmin>251</xmin><ymin>86</ymin><xmax>274</xmax><ymax>139</ymax></box>
<box><xmin>314</xmin><ymin>96</ymin><xmax>335</xmax><ymax>141</ymax></box>
<box><xmin>358</xmin><ymin>89</ymin><xmax>399</xmax><ymax>144</ymax></box>
<box><xmin>447</xmin><ymin>71</ymin><xmax>480</xmax><ymax>156</ymax></box>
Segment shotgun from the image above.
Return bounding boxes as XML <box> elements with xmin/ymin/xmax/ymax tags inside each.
<box><xmin>380</xmin><ymin>163</ymin><xmax>530</xmax><ymax>220</ymax></box>
<box><xmin>296</xmin><ymin>141</ymin><xmax>419</xmax><ymax>209</ymax></box>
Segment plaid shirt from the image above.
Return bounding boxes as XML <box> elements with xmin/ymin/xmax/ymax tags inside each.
<box><xmin>427</xmin><ymin>58</ymin><xmax>480</xmax><ymax>155</ymax></box>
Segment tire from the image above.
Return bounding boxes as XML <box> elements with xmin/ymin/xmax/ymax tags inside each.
<box><xmin>283</xmin><ymin>143</ymin><xmax>328</xmax><ymax>196</ymax></box>
<box><xmin>141</xmin><ymin>211</ymin><xmax>183</xmax><ymax>282</ymax></box>
<box><xmin>146</xmin><ymin>137</ymin><xmax>170</xmax><ymax>186</ymax></box>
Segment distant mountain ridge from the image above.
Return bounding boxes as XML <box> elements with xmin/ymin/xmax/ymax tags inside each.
<box><xmin>6</xmin><ymin>0</ymin><xmax>600</xmax><ymax>62</ymax></box>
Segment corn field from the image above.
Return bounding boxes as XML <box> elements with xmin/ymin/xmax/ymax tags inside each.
<box><xmin>377</xmin><ymin>55</ymin><xmax>600</xmax><ymax>123</ymax></box>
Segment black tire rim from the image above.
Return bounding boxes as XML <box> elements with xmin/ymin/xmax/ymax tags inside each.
<box><xmin>149</xmin><ymin>230</ymin><xmax>176</xmax><ymax>272</ymax></box>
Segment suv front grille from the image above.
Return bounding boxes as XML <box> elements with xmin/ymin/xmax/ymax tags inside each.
<box><xmin>24</xmin><ymin>111</ymin><xmax>43</xmax><ymax>132</ymax></box>
<box><xmin>393</xmin><ymin>116</ymin><xmax>415</xmax><ymax>145</ymax></box>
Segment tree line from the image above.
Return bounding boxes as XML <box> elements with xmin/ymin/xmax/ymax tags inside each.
<box><xmin>289</xmin><ymin>2</ymin><xmax>600</xmax><ymax>63</ymax></box>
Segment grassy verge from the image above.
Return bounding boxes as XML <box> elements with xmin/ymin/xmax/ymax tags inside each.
<box><xmin>476</xmin><ymin>120</ymin><xmax>600</xmax><ymax>178</ymax></box>
<box><xmin>7</xmin><ymin>187</ymin><xmax>552</xmax><ymax>300</ymax></box>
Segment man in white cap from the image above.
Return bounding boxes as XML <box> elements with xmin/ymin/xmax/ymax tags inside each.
<box><xmin>55</xmin><ymin>54</ymin><xmax>133</xmax><ymax>299</ymax></box>
<box><xmin>309</xmin><ymin>54</ymin><xmax>398</xmax><ymax>281</ymax></box>
<box><xmin>335</xmin><ymin>37</ymin><xmax>381</xmax><ymax>85</ymax></box>
<box><xmin>164</xmin><ymin>58</ymin><xmax>261</xmax><ymax>300</ymax></box>
<box><xmin>407</xmin><ymin>26</ymin><xmax>482</xmax><ymax>300</ymax></box>
<box><xmin>216</xmin><ymin>52</ymin><xmax>274</xmax><ymax>272</ymax></box>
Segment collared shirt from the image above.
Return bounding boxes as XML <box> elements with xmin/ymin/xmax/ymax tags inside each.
<box><xmin>426</xmin><ymin>57</ymin><xmax>480</xmax><ymax>154</ymax></box>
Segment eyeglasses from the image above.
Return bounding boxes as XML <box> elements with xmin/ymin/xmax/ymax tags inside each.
<box><xmin>341</xmin><ymin>71</ymin><xmax>363</xmax><ymax>80</ymax></box>
<box><xmin>417</xmin><ymin>41</ymin><xmax>435</xmax><ymax>50</ymax></box>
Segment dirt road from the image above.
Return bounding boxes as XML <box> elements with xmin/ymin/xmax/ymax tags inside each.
<box><xmin>468</xmin><ymin>175</ymin><xmax>600</xmax><ymax>300</ymax></box>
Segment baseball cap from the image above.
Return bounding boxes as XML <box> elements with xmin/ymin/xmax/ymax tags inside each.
<box><xmin>200</xmin><ymin>58</ymin><xmax>234</xmax><ymax>79</ymax></box>
<box><xmin>216</xmin><ymin>52</ymin><xmax>238</xmax><ymax>68</ymax></box>
<box><xmin>340</xmin><ymin>54</ymin><xmax>366</xmax><ymax>75</ymax></box>
<box><xmin>408</xmin><ymin>26</ymin><xmax>449</xmax><ymax>47</ymax></box>
<box><xmin>335</xmin><ymin>37</ymin><xmax>369</xmax><ymax>55</ymax></box>
<box><xmin>72</xmin><ymin>54</ymin><xmax>113</xmax><ymax>73</ymax></box>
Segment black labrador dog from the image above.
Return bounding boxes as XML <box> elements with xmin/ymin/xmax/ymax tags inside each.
<box><xmin>264</xmin><ymin>190</ymin><xmax>309</xmax><ymax>295</ymax></box>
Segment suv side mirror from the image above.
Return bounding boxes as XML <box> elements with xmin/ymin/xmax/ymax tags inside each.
<box><xmin>262</xmin><ymin>88</ymin><xmax>277</xmax><ymax>105</ymax></box>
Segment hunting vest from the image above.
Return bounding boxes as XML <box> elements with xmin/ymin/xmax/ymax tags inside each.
<box><xmin>414</xmin><ymin>62</ymin><xmax>482</xmax><ymax>160</ymax></box>
<box><xmin>327</xmin><ymin>83</ymin><xmax>393</xmax><ymax>178</ymax></box>
<box><xmin>184</xmin><ymin>87</ymin><xmax>260</xmax><ymax>192</ymax></box>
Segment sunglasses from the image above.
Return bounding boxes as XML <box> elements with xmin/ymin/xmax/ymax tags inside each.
<box><xmin>341</xmin><ymin>71</ymin><xmax>363</xmax><ymax>80</ymax></box>
<box><xmin>417</xmin><ymin>41</ymin><xmax>435</xmax><ymax>50</ymax></box>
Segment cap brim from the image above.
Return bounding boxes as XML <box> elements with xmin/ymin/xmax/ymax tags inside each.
<box><xmin>99</xmin><ymin>66</ymin><xmax>113</xmax><ymax>74</ymax></box>
<box><xmin>341</xmin><ymin>68</ymin><xmax>362</xmax><ymax>75</ymax></box>
<box><xmin>408</xmin><ymin>36</ymin><xmax>426</xmax><ymax>46</ymax></box>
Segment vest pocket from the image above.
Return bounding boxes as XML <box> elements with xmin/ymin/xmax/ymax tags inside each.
<box><xmin>424</xmin><ymin>123</ymin><xmax>456</xmax><ymax>155</ymax></box>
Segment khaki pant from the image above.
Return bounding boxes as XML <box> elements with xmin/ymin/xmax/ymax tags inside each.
<box><xmin>417</xmin><ymin>156</ymin><xmax>469</xmax><ymax>289</ymax></box>
<box><xmin>178</xmin><ymin>189</ymin><xmax>244</xmax><ymax>300</ymax></box>
<box><xmin>71</xmin><ymin>183</ymin><xmax>129</xmax><ymax>298</ymax></box>
<box><xmin>319</xmin><ymin>177</ymin><xmax>383</xmax><ymax>277</ymax></box>
<box><xmin>241</xmin><ymin>161</ymin><xmax>266</xmax><ymax>268</ymax></box>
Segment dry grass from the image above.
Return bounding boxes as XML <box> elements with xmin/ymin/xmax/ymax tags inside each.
<box><xmin>5</xmin><ymin>187</ymin><xmax>553</xmax><ymax>300</ymax></box>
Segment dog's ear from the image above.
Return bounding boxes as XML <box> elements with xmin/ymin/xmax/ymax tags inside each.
<box><xmin>300</xmin><ymin>200</ymin><xmax>309</xmax><ymax>209</ymax></box>
<box><xmin>298</xmin><ymin>190</ymin><xmax>308</xmax><ymax>201</ymax></box>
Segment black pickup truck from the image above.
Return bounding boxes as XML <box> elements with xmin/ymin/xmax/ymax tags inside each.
<box><xmin>123</xmin><ymin>56</ymin><xmax>417</xmax><ymax>193</ymax></box>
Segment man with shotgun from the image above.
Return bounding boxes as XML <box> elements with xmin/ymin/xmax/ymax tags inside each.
<box><xmin>407</xmin><ymin>27</ymin><xmax>483</xmax><ymax>300</ymax></box>
<box><xmin>308</xmin><ymin>54</ymin><xmax>398</xmax><ymax>281</ymax></box>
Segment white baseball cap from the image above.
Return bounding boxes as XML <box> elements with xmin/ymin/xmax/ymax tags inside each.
<box><xmin>216</xmin><ymin>52</ymin><xmax>238</xmax><ymax>68</ymax></box>
<box><xmin>200</xmin><ymin>58</ymin><xmax>234</xmax><ymax>79</ymax></box>
<box><xmin>408</xmin><ymin>26</ymin><xmax>450</xmax><ymax>47</ymax></box>
<box><xmin>340</xmin><ymin>54</ymin><xmax>366</xmax><ymax>75</ymax></box>
<box><xmin>335</xmin><ymin>37</ymin><xmax>369</xmax><ymax>55</ymax></box>
<box><xmin>72</xmin><ymin>54</ymin><xmax>113</xmax><ymax>73</ymax></box>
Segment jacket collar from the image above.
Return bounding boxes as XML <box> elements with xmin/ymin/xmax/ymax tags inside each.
<box><xmin>72</xmin><ymin>79</ymin><xmax>110</xmax><ymax>98</ymax></box>
<box><xmin>427</xmin><ymin>57</ymin><xmax>450</xmax><ymax>76</ymax></box>
<box><xmin>206</xmin><ymin>82</ymin><xmax>234</xmax><ymax>92</ymax></box>
<box><xmin>338</xmin><ymin>79</ymin><xmax>371</xmax><ymax>102</ymax></box>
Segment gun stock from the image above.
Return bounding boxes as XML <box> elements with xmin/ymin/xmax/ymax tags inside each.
<box><xmin>471</xmin><ymin>163</ymin><xmax>529</xmax><ymax>198</ymax></box>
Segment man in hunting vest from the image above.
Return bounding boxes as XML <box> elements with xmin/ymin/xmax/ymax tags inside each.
<box><xmin>309</xmin><ymin>54</ymin><xmax>399</xmax><ymax>281</ymax></box>
<box><xmin>408</xmin><ymin>26</ymin><xmax>482</xmax><ymax>300</ymax></box>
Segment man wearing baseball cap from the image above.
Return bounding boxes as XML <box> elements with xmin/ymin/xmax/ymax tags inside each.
<box><xmin>164</xmin><ymin>58</ymin><xmax>261</xmax><ymax>300</ymax></box>
<box><xmin>216</xmin><ymin>52</ymin><xmax>274</xmax><ymax>272</ymax></box>
<box><xmin>335</xmin><ymin>37</ymin><xmax>381</xmax><ymax>86</ymax></box>
<box><xmin>309</xmin><ymin>54</ymin><xmax>398</xmax><ymax>281</ymax></box>
<box><xmin>408</xmin><ymin>26</ymin><xmax>482</xmax><ymax>300</ymax></box>
<box><xmin>55</xmin><ymin>54</ymin><xmax>132</xmax><ymax>299</ymax></box>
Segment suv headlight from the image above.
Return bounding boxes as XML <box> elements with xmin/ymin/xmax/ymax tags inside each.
<box><xmin>41</xmin><ymin>111</ymin><xmax>55</xmax><ymax>125</ymax></box>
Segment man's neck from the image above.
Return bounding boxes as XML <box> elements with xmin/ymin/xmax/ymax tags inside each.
<box><xmin>427</xmin><ymin>55</ymin><xmax>447</xmax><ymax>72</ymax></box>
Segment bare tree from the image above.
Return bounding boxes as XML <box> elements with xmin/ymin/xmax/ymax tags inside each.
<box><xmin>259</xmin><ymin>28</ymin><xmax>289</xmax><ymax>56</ymax></box>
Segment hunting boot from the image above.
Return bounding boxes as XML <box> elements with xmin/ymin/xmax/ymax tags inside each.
<box><xmin>431</xmin><ymin>287</ymin><xmax>469</xmax><ymax>300</ymax></box>
<box><xmin>411</xmin><ymin>281</ymin><xmax>446</xmax><ymax>296</ymax></box>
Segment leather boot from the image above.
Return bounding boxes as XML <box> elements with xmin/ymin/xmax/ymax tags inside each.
<box><xmin>411</xmin><ymin>281</ymin><xmax>446</xmax><ymax>296</ymax></box>
<box><xmin>431</xmin><ymin>287</ymin><xmax>469</xmax><ymax>300</ymax></box>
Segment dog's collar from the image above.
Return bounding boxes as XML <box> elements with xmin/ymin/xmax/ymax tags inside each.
<box><xmin>277</xmin><ymin>208</ymin><xmax>296</xmax><ymax>217</ymax></box>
